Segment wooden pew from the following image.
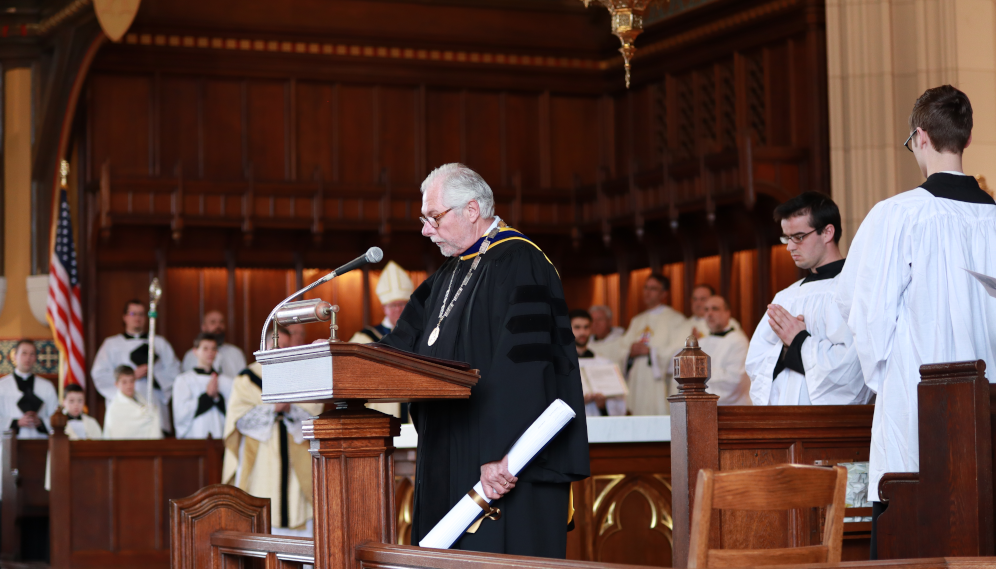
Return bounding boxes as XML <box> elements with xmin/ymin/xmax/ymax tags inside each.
<box><xmin>668</xmin><ymin>341</ymin><xmax>874</xmax><ymax>568</ymax></box>
<box><xmin>1</xmin><ymin>433</ymin><xmax>50</xmax><ymax>561</ymax></box>
<box><xmin>877</xmin><ymin>361</ymin><xmax>994</xmax><ymax>559</ymax></box>
<box><xmin>48</xmin><ymin>417</ymin><xmax>225</xmax><ymax>569</ymax></box>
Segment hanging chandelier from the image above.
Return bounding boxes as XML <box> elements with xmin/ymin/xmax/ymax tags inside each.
<box><xmin>582</xmin><ymin>0</ymin><xmax>668</xmax><ymax>88</ymax></box>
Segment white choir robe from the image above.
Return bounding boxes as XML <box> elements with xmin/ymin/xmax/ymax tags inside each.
<box><xmin>91</xmin><ymin>333</ymin><xmax>180</xmax><ymax>432</ymax></box>
<box><xmin>172</xmin><ymin>369</ymin><xmax>234</xmax><ymax>439</ymax></box>
<box><xmin>223</xmin><ymin>364</ymin><xmax>323</xmax><ymax>533</ymax></box>
<box><xmin>182</xmin><ymin>343</ymin><xmax>247</xmax><ymax>378</ymax></box>
<box><xmin>588</xmin><ymin>326</ymin><xmax>627</xmax><ymax>373</ymax></box>
<box><xmin>835</xmin><ymin>172</ymin><xmax>996</xmax><ymax>501</ymax></box>
<box><xmin>65</xmin><ymin>413</ymin><xmax>103</xmax><ymax>440</ymax></box>
<box><xmin>620</xmin><ymin>305</ymin><xmax>693</xmax><ymax>416</ymax></box>
<box><xmin>0</xmin><ymin>373</ymin><xmax>59</xmax><ymax>439</ymax></box>
<box><xmin>747</xmin><ymin>266</ymin><xmax>873</xmax><ymax>406</ymax></box>
<box><xmin>103</xmin><ymin>391</ymin><xmax>164</xmax><ymax>440</ymax></box>
<box><xmin>698</xmin><ymin>329</ymin><xmax>752</xmax><ymax>405</ymax></box>
<box><xmin>690</xmin><ymin>316</ymin><xmax>742</xmax><ymax>338</ymax></box>
<box><xmin>0</xmin><ymin>373</ymin><xmax>58</xmax><ymax>501</ymax></box>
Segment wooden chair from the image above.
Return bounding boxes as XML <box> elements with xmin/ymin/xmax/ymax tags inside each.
<box><xmin>688</xmin><ymin>464</ymin><xmax>847</xmax><ymax>568</ymax></box>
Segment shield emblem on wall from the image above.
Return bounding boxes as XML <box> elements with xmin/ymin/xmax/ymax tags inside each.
<box><xmin>93</xmin><ymin>0</ymin><xmax>141</xmax><ymax>43</ymax></box>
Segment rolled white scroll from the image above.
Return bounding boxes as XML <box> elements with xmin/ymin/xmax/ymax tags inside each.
<box><xmin>418</xmin><ymin>398</ymin><xmax>576</xmax><ymax>549</ymax></box>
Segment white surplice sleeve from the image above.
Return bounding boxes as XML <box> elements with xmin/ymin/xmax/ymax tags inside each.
<box><xmin>746</xmin><ymin>305</ymin><xmax>782</xmax><ymax>405</ymax></box>
<box><xmin>153</xmin><ymin>339</ymin><xmax>181</xmax><ymax>402</ymax></box>
<box><xmin>90</xmin><ymin>338</ymin><xmax>119</xmax><ymax>400</ymax></box>
<box><xmin>171</xmin><ymin>375</ymin><xmax>200</xmax><ymax>439</ymax></box>
<box><xmin>800</xmin><ymin>293</ymin><xmax>870</xmax><ymax>404</ymax></box>
<box><xmin>835</xmin><ymin>201</ymin><xmax>912</xmax><ymax>394</ymax></box>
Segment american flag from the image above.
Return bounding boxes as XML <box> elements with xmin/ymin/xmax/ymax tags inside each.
<box><xmin>46</xmin><ymin>189</ymin><xmax>85</xmax><ymax>388</ymax></box>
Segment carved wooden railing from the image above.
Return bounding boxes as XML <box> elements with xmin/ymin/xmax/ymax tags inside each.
<box><xmin>210</xmin><ymin>530</ymin><xmax>314</xmax><ymax>568</ymax></box>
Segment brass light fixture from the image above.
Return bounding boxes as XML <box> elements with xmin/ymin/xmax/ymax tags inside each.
<box><xmin>582</xmin><ymin>0</ymin><xmax>667</xmax><ymax>88</ymax></box>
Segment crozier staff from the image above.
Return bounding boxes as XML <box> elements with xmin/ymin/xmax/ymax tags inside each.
<box><xmin>379</xmin><ymin>163</ymin><xmax>589</xmax><ymax>558</ymax></box>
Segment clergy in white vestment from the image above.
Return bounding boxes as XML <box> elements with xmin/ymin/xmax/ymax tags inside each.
<box><xmin>571</xmin><ymin>309</ymin><xmax>627</xmax><ymax>416</ymax></box>
<box><xmin>181</xmin><ymin>310</ymin><xmax>247</xmax><ymax>377</ymax></box>
<box><xmin>173</xmin><ymin>334</ymin><xmax>234</xmax><ymax>439</ymax></box>
<box><xmin>688</xmin><ymin>284</ymin><xmax>741</xmax><ymax>339</ymax></box>
<box><xmin>0</xmin><ymin>340</ymin><xmax>59</xmax><ymax>439</ymax></box>
<box><xmin>621</xmin><ymin>274</ymin><xmax>692</xmax><ymax>415</ymax></box>
<box><xmin>91</xmin><ymin>298</ymin><xmax>180</xmax><ymax>432</ymax></box>
<box><xmin>348</xmin><ymin>260</ymin><xmax>414</xmax><ymax>419</ymax></box>
<box><xmin>697</xmin><ymin>297</ymin><xmax>751</xmax><ymax>405</ymax></box>
<box><xmin>587</xmin><ymin>305</ymin><xmax>626</xmax><ymax>365</ymax></box>
<box><xmin>747</xmin><ymin>191</ymin><xmax>872</xmax><ymax>406</ymax></box>
<box><xmin>835</xmin><ymin>86</ymin><xmax>996</xmax><ymax>533</ymax></box>
<box><xmin>223</xmin><ymin>327</ymin><xmax>323</xmax><ymax>536</ymax></box>
<box><xmin>103</xmin><ymin>365</ymin><xmax>163</xmax><ymax>440</ymax></box>
<box><xmin>61</xmin><ymin>384</ymin><xmax>102</xmax><ymax>440</ymax></box>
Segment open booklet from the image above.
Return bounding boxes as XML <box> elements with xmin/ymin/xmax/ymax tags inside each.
<box><xmin>577</xmin><ymin>359</ymin><xmax>627</xmax><ymax>398</ymax></box>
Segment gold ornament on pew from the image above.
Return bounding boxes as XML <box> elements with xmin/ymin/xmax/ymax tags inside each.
<box><xmin>580</xmin><ymin>0</ymin><xmax>669</xmax><ymax>88</ymax></box>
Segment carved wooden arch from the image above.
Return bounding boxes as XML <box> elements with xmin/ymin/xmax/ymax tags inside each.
<box><xmin>170</xmin><ymin>483</ymin><xmax>271</xmax><ymax>569</ymax></box>
<box><xmin>590</xmin><ymin>473</ymin><xmax>673</xmax><ymax>564</ymax></box>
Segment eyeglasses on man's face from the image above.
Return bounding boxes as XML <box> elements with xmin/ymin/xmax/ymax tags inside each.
<box><xmin>904</xmin><ymin>128</ymin><xmax>919</xmax><ymax>153</ymax></box>
<box><xmin>419</xmin><ymin>207</ymin><xmax>453</xmax><ymax>229</ymax></box>
<box><xmin>779</xmin><ymin>229</ymin><xmax>817</xmax><ymax>245</ymax></box>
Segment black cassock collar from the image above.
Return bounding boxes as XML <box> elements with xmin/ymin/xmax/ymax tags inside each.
<box><xmin>124</xmin><ymin>332</ymin><xmax>149</xmax><ymax>340</ymax></box>
<box><xmin>193</xmin><ymin>368</ymin><xmax>217</xmax><ymax>375</ymax></box>
<box><xmin>802</xmin><ymin>259</ymin><xmax>846</xmax><ymax>285</ymax></box>
<box><xmin>711</xmin><ymin>328</ymin><xmax>736</xmax><ymax>337</ymax></box>
<box><xmin>921</xmin><ymin>173</ymin><xmax>995</xmax><ymax>205</ymax></box>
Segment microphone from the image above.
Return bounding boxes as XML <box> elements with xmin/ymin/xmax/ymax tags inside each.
<box><xmin>258</xmin><ymin>246</ymin><xmax>384</xmax><ymax>351</ymax></box>
<box><xmin>326</xmin><ymin>247</ymin><xmax>384</xmax><ymax>281</ymax></box>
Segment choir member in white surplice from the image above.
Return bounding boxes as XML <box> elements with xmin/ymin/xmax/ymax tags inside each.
<box><xmin>91</xmin><ymin>299</ymin><xmax>180</xmax><ymax>433</ymax></box>
<box><xmin>181</xmin><ymin>310</ymin><xmax>246</xmax><ymax>378</ymax></box>
<box><xmin>0</xmin><ymin>340</ymin><xmax>58</xmax><ymax>439</ymax></box>
<box><xmin>587</xmin><ymin>305</ymin><xmax>625</xmax><ymax>358</ymax></box>
<box><xmin>747</xmin><ymin>192</ymin><xmax>872</xmax><ymax>407</ymax></box>
<box><xmin>835</xmin><ymin>86</ymin><xmax>996</xmax><ymax>549</ymax></box>
<box><xmin>570</xmin><ymin>309</ymin><xmax>627</xmax><ymax>417</ymax></box>
<box><xmin>223</xmin><ymin>327</ymin><xmax>323</xmax><ymax>536</ymax></box>
<box><xmin>173</xmin><ymin>334</ymin><xmax>233</xmax><ymax>439</ymax></box>
<box><xmin>688</xmin><ymin>284</ymin><xmax>741</xmax><ymax>340</ymax></box>
<box><xmin>621</xmin><ymin>274</ymin><xmax>692</xmax><ymax>416</ymax></box>
<box><xmin>103</xmin><ymin>366</ymin><xmax>163</xmax><ymax>440</ymax></box>
<box><xmin>697</xmin><ymin>296</ymin><xmax>751</xmax><ymax>405</ymax></box>
<box><xmin>61</xmin><ymin>384</ymin><xmax>102</xmax><ymax>440</ymax></box>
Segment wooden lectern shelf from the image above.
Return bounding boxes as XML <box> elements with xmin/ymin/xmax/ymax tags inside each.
<box><xmin>255</xmin><ymin>341</ymin><xmax>480</xmax><ymax>403</ymax></box>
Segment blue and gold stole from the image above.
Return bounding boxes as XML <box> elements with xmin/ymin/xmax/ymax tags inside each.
<box><xmin>459</xmin><ymin>225</ymin><xmax>554</xmax><ymax>268</ymax></box>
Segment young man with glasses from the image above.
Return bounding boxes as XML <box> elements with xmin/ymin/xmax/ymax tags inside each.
<box><xmin>746</xmin><ymin>192</ymin><xmax>872</xmax><ymax>407</ymax></box>
<box><xmin>378</xmin><ymin>163</ymin><xmax>589</xmax><ymax>559</ymax></box>
<box><xmin>835</xmin><ymin>85</ymin><xmax>996</xmax><ymax>558</ymax></box>
<box><xmin>91</xmin><ymin>298</ymin><xmax>181</xmax><ymax>435</ymax></box>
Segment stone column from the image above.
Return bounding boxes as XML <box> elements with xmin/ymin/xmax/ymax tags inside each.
<box><xmin>826</xmin><ymin>0</ymin><xmax>996</xmax><ymax>250</ymax></box>
<box><xmin>0</xmin><ymin>66</ymin><xmax>50</xmax><ymax>338</ymax></box>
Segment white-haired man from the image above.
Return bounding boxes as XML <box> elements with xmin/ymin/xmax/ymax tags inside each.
<box><xmin>379</xmin><ymin>163</ymin><xmax>589</xmax><ymax>558</ymax></box>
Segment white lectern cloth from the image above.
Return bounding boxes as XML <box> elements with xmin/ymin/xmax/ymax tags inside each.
<box><xmin>418</xmin><ymin>399</ymin><xmax>576</xmax><ymax>549</ymax></box>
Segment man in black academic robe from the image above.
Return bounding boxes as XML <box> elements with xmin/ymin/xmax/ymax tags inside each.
<box><xmin>380</xmin><ymin>163</ymin><xmax>589</xmax><ymax>558</ymax></box>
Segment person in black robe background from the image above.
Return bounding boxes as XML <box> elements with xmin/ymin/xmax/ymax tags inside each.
<box><xmin>379</xmin><ymin>163</ymin><xmax>589</xmax><ymax>558</ymax></box>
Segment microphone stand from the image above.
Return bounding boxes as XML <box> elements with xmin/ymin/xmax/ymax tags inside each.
<box><xmin>259</xmin><ymin>248</ymin><xmax>383</xmax><ymax>352</ymax></box>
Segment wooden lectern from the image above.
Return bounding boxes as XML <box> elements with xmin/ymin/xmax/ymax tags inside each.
<box><xmin>255</xmin><ymin>341</ymin><xmax>479</xmax><ymax>569</ymax></box>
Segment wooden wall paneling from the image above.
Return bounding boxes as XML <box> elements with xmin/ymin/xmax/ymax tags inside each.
<box><xmin>339</xmin><ymin>86</ymin><xmax>377</xmax><ymax>184</ymax></box>
<box><xmin>538</xmin><ymin>91</ymin><xmax>552</xmax><ymax>188</ymax></box>
<box><xmin>425</xmin><ymin>89</ymin><xmax>462</xmax><ymax>172</ymax></box>
<box><xmin>90</xmin><ymin>74</ymin><xmax>152</xmax><ymax>177</ymax></box>
<box><xmin>730</xmin><ymin>249</ymin><xmax>756</xmax><ymax>335</ymax></box>
<box><xmin>561</xmin><ymin>275</ymin><xmax>597</xmax><ymax>315</ymax></box>
<box><xmin>379</xmin><ymin>87</ymin><xmax>418</xmax><ymax>187</ymax></box>
<box><xmin>693</xmin><ymin>256</ymin><xmax>721</xmax><ymax>297</ymax></box>
<box><xmin>718</xmin><ymin>446</ymin><xmax>793</xmax><ymax>551</ymax></box>
<box><xmin>165</xmin><ymin>268</ymin><xmax>204</xmax><ymax>362</ymax></box>
<box><xmin>504</xmin><ymin>93</ymin><xmax>541</xmax><ymax>190</ymax></box>
<box><xmin>295</xmin><ymin>82</ymin><xmax>337</xmax><ymax>186</ymax></box>
<box><xmin>463</xmin><ymin>91</ymin><xmax>502</xmax><ymax>186</ymax></box>
<box><xmin>770</xmin><ymin>244</ymin><xmax>800</xmax><ymax>298</ymax></box>
<box><xmin>550</xmin><ymin>96</ymin><xmax>600</xmax><ymax>188</ymax></box>
<box><xmin>766</xmin><ymin>43</ymin><xmax>791</xmax><ymax>146</ymax></box>
<box><xmin>159</xmin><ymin>76</ymin><xmax>200</xmax><ymax>180</ymax></box>
<box><xmin>662</xmin><ymin>261</ymin><xmax>685</xmax><ymax>316</ymax></box>
<box><xmin>246</xmin><ymin>80</ymin><xmax>288</xmax><ymax>182</ymax></box>
<box><xmin>202</xmin><ymin>80</ymin><xmax>245</xmax><ymax>180</ymax></box>
<box><xmin>244</xmin><ymin>269</ymin><xmax>295</xmax><ymax>349</ymax></box>
<box><xmin>71</xmin><ymin>457</ymin><xmax>112</xmax><ymax>552</ymax></box>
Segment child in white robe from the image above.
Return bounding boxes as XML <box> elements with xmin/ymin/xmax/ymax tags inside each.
<box><xmin>173</xmin><ymin>334</ymin><xmax>233</xmax><ymax>439</ymax></box>
<box><xmin>103</xmin><ymin>365</ymin><xmax>163</xmax><ymax>440</ymax></box>
<box><xmin>62</xmin><ymin>384</ymin><xmax>102</xmax><ymax>440</ymax></box>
